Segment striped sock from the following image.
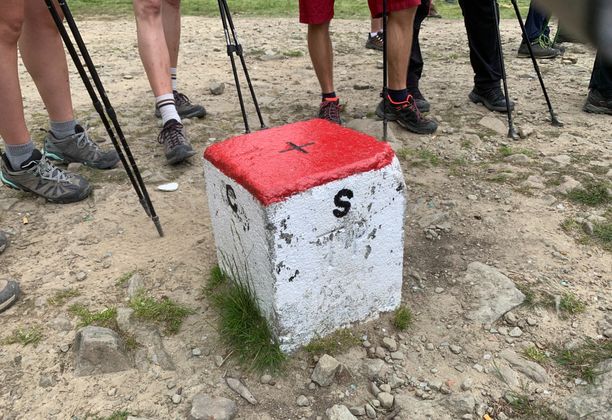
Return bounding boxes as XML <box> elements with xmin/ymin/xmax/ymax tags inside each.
<box><xmin>170</xmin><ymin>67</ymin><xmax>178</xmax><ymax>91</ymax></box>
<box><xmin>156</xmin><ymin>93</ymin><xmax>181</xmax><ymax>125</ymax></box>
<box><xmin>5</xmin><ymin>140</ymin><xmax>35</xmax><ymax>170</ymax></box>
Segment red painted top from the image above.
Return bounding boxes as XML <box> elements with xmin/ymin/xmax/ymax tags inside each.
<box><xmin>204</xmin><ymin>119</ymin><xmax>395</xmax><ymax>205</ymax></box>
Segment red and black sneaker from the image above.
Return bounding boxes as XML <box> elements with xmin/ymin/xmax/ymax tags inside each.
<box><xmin>376</xmin><ymin>95</ymin><xmax>438</xmax><ymax>134</ymax></box>
<box><xmin>318</xmin><ymin>98</ymin><xmax>343</xmax><ymax>125</ymax></box>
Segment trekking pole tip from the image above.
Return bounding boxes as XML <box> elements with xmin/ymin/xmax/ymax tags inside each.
<box><xmin>153</xmin><ymin>217</ymin><xmax>164</xmax><ymax>238</ymax></box>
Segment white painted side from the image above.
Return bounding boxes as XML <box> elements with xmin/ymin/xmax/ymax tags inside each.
<box><xmin>203</xmin><ymin>162</ymin><xmax>277</xmax><ymax>322</ymax></box>
<box><xmin>268</xmin><ymin>158</ymin><xmax>406</xmax><ymax>351</ymax></box>
<box><xmin>204</xmin><ymin>157</ymin><xmax>406</xmax><ymax>353</ymax></box>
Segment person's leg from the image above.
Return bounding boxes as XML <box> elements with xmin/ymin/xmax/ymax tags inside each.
<box><xmin>407</xmin><ymin>0</ymin><xmax>429</xmax><ymax>111</ymax></box>
<box><xmin>371</xmin><ymin>17</ymin><xmax>382</xmax><ymax>34</ymax></box>
<box><xmin>518</xmin><ymin>2</ymin><xmax>558</xmax><ymax>58</ymax></box>
<box><xmin>308</xmin><ymin>23</ymin><xmax>335</xmax><ymax>96</ymax></box>
<box><xmin>366</xmin><ymin>17</ymin><xmax>384</xmax><ymax>51</ymax></box>
<box><xmin>584</xmin><ymin>52</ymin><xmax>612</xmax><ymax>114</ymax></box>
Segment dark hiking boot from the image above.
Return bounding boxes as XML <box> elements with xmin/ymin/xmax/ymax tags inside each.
<box><xmin>376</xmin><ymin>95</ymin><xmax>438</xmax><ymax>134</ymax></box>
<box><xmin>157</xmin><ymin>119</ymin><xmax>195</xmax><ymax>164</ymax></box>
<box><xmin>583</xmin><ymin>89</ymin><xmax>612</xmax><ymax>115</ymax></box>
<box><xmin>469</xmin><ymin>86</ymin><xmax>515</xmax><ymax>113</ymax></box>
<box><xmin>44</xmin><ymin>125</ymin><xmax>119</xmax><ymax>169</ymax></box>
<box><xmin>318</xmin><ymin>98</ymin><xmax>343</xmax><ymax>125</ymax></box>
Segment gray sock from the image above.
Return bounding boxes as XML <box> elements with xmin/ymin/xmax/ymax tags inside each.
<box><xmin>5</xmin><ymin>141</ymin><xmax>35</xmax><ymax>170</ymax></box>
<box><xmin>50</xmin><ymin>119</ymin><xmax>78</xmax><ymax>140</ymax></box>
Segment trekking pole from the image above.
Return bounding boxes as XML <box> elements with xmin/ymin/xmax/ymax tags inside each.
<box><xmin>217</xmin><ymin>0</ymin><xmax>266</xmax><ymax>133</ymax></box>
<box><xmin>492</xmin><ymin>0</ymin><xmax>519</xmax><ymax>140</ymax></box>
<box><xmin>45</xmin><ymin>0</ymin><xmax>164</xmax><ymax>237</ymax></box>
<box><xmin>382</xmin><ymin>0</ymin><xmax>388</xmax><ymax>141</ymax></box>
<box><xmin>509</xmin><ymin>0</ymin><xmax>563</xmax><ymax>127</ymax></box>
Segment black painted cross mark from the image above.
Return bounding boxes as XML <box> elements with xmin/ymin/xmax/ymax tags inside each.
<box><xmin>279</xmin><ymin>142</ymin><xmax>315</xmax><ymax>154</ymax></box>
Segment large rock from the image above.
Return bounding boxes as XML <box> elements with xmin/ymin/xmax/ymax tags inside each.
<box><xmin>326</xmin><ymin>404</ymin><xmax>357</xmax><ymax>420</ymax></box>
<box><xmin>74</xmin><ymin>326</ymin><xmax>132</xmax><ymax>376</ymax></box>
<box><xmin>440</xmin><ymin>393</ymin><xmax>476</xmax><ymax>416</ymax></box>
<box><xmin>566</xmin><ymin>359</ymin><xmax>612</xmax><ymax>420</ymax></box>
<box><xmin>394</xmin><ymin>394</ymin><xmax>438</xmax><ymax>418</ymax></box>
<box><xmin>462</xmin><ymin>262</ymin><xmax>525</xmax><ymax>324</ymax></box>
<box><xmin>190</xmin><ymin>393</ymin><xmax>237</xmax><ymax>420</ymax></box>
<box><xmin>311</xmin><ymin>354</ymin><xmax>341</xmax><ymax>386</ymax></box>
<box><xmin>361</xmin><ymin>358</ymin><xmax>388</xmax><ymax>380</ymax></box>
<box><xmin>478</xmin><ymin>115</ymin><xmax>507</xmax><ymax>135</ymax></box>
<box><xmin>500</xmin><ymin>349</ymin><xmax>549</xmax><ymax>383</ymax></box>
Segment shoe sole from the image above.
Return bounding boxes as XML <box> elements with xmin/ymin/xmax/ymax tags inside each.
<box><xmin>44</xmin><ymin>150</ymin><xmax>120</xmax><ymax>170</ymax></box>
<box><xmin>469</xmin><ymin>92</ymin><xmax>514</xmax><ymax>113</ymax></box>
<box><xmin>517</xmin><ymin>51</ymin><xmax>559</xmax><ymax>59</ymax></box>
<box><xmin>365</xmin><ymin>45</ymin><xmax>383</xmax><ymax>52</ymax></box>
<box><xmin>0</xmin><ymin>171</ymin><xmax>91</xmax><ymax>204</ymax></box>
<box><xmin>166</xmin><ymin>148</ymin><xmax>196</xmax><ymax>165</ymax></box>
<box><xmin>155</xmin><ymin>109</ymin><xmax>207</xmax><ymax>119</ymax></box>
<box><xmin>375</xmin><ymin>108</ymin><xmax>437</xmax><ymax>135</ymax></box>
<box><xmin>583</xmin><ymin>103</ymin><xmax>612</xmax><ymax>115</ymax></box>
<box><xmin>0</xmin><ymin>281</ymin><xmax>19</xmax><ymax>313</ymax></box>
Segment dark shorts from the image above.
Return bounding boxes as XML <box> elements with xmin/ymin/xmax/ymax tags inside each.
<box><xmin>299</xmin><ymin>0</ymin><xmax>421</xmax><ymax>25</ymax></box>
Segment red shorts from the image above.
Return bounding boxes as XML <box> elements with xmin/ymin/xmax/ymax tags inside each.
<box><xmin>299</xmin><ymin>0</ymin><xmax>421</xmax><ymax>24</ymax></box>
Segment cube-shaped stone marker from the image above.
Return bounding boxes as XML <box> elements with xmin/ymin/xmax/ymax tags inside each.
<box><xmin>203</xmin><ymin>119</ymin><xmax>406</xmax><ymax>352</ymax></box>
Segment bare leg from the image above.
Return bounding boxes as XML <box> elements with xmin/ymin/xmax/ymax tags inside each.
<box><xmin>307</xmin><ymin>22</ymin><xmax>334</xmax><ymax>94</ymax></box>
<box><xmin>19</xmin><ymin>0</ymin><xmax>74</xmax><ymax>123</ymax></box>
<box><xmin>387</xmin><ymin>8</ymin><xmax>416</xmax><ymax>91</ymax></box>
<box><xmin>0</xmin><ymin>0</ymin><xmax>29</xmax><ymax>145</ymax></box>
<box><xmin>371</xmin><ymin>17</ymin><xmax>382</xmax><ymax>33</ymax></box>
<box><xmin>161</xmin><ymin>0</ymin><xmax>180</xmax><ymax>68</ymax></box>
<box><xmin>133</xmin><ymin>0</ymin><xmax>172</xmax><ymax>96</ymax></box>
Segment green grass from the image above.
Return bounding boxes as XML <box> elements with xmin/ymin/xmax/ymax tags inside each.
<box><xmin>593</xmin><ymin>222</ymin><xmax>612</xmax><ymax>250</ymax></box>
<box><xmin>48</xmin><ymin>288</ymin><xmax>81</xmax><ymax>306</ymax></box>
<box><xmin>67</xmin><ymin>0</ymin><xmax>529</xmax><ymax>19</ymax></box>
<box><xmin>207</xmin><ymin>266</ymin><xmax>285</xmax><ymax>371</ymax></box>
<box><xmin>393</xmin><ymin>305</ymin><xmax>413</xmax><ymax>331</ymax></box>
<box><xmin>85</xmin><ymin>411</ymin><xmax>132</xmax><ymax>420</ymax></box>
<box><xmin>304</xmin><ymin>328</ymin><xmax>360</xmax><ymax>356</ymax></box>
<box><xmin>498</xmin><ymin>145</ymin><xmax>536</xmax><ymax>159</ymax></box>
<box><xmin>129</xmin><ymin>292</ymin><xmax>194</xmax><ymax>335</ymax></box>
<box><xmin>2</xmin><ymin>326</ymin><xmax>43</xmax><ymax>347</ymax></box>
<box><xmin>396</xmin><ymin>147</ymin><xmax>439</xmax><ymax>167</ymax></box>
<box><xmin>69</xmin><ymin>304</ymin><xmax>118</xmax><ymax>329</ymax></box>
<box><xmin>523</xmin><ymin>346</ymin><xmax>548</xmax><ymax>364</ymax></box>
<box><xmin>115</xmin><ymin>271</ymin><xmax>135</xmax><ymax>287</ymax></box>
<box><xmin>553</xmin><ymin>339</ymin><xmax>612</xmax><ymax>383</ymax></box>
<box><xmin>567</xmin><ymin>183</ymin><xmax>611</xmax><ymax>206</ymax></box>
<box><xmin>505</xmin><ymin>394</ymin><xmax>567</xmax><ymax>420</ymax></box>
<box><xmin>517</xmin><ymin>284</ymin><xmax>536</xmax><ymax>307</ymax></box>
<box><xmin>558</xmin><ymin>293</ymin><xmax>587</xmax><ymax>316</ymax></box>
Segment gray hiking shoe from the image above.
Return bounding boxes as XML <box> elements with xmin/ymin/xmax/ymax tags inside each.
<box><xmin>158</xmin><ymin>119</ymin><xmax>195</xmax><ymax>165</ymax></box>
<box><xmin>43</xmin><ymin>125</ymin><xmax>119</xmax><ymax>169</ymax></box>
<box><xmin>155</xmin><ymin>91</ymin><xmax>206</xmax><ymax>119</ymax></box>
<box><xmin>0</xmin><ymin>231</ymin><xmax>7</xmax><ymax>255</ymax></box>
<box><xmin>0</xmin><ymin>279</ymin><xmax>20</xmax><ymax>313</ymax></box>
<box><xmin>1</xmin><ymin>150</ymin><xmax>91</xmax><ymax>203</ymax></box>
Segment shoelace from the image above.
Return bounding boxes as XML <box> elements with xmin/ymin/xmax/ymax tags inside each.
<box><xmin>174</xmin><ymin>92</ymin><xmax>192</xmax><ymax>107</ymax></box>
<box><xmin>320</xmin><ymin>100</ymin><xmax>341</xmax><ymax>122</ymax></box>
<box><xmin>74</xmin><ymin>126</ymin><xmax>100</xmax><ymax>152</ymax></box>
<box><xmin>31</xmin><ymin>155</ymin><xmax>70</xmax><ymax>183</ymax></box>
<box><xmin>536</xmin><ymin>33</ymin><xmax>554</xmax><ymax>48</ymax></box>
<box><xmin>393</xmin><ymin>95</ymin><xmax>422</xmax><ymax>119</ymax></box>
<box><xmin>157</xmin><ymin>121</ymin><xmax>185</xmax><ymax>148</ymax></box>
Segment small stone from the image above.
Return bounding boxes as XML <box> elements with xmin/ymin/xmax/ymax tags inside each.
<box><xmin>210</xmin><ymin>81</ymin><xmax>225</xmax><ymax>95</ymax></box>
<box><xmin>296</xmin><ymin>395</ymin><xmax>310</xmax><ymax>407</ymax></box>
<box><xmin>527</xmin><ymin>318</ymin><xmax>538</xmax><ymax>326</ymax></box>
<box><xmin>509</xmin><ymin>327</ymin><xmax>523</xmax><ymax>337</ymax></box>
<box><xmin>107</xmin><ymin>388</ymin><xmax>117</xmax><ymax>396</ymax></box>
<box><xmin>504</xmin><ymin>312</ymin><xmax>518</xmax><ymax>325</ymax></box>
<box><xmin>379</xmin><ymin>384</ymin><xmax>391</xmax><ymax>393</ymax></box>
<box><xmin>473</xmin><ymin>364</ymin><xmax>484</xmax><ymax>373</ymax></box>
<box><xmin>192</xmin><ymin>348</ymin><xmax>202</xmax><ymax>357</ymax></box>
<box><xmin>382</xmin><ymin>337</ymin><xmax>398</xmax><ymax>352</ymax></box>
<box><xmin>353</xmin><ymin>83</ymin><xmax>371</xmax><ymax>90</ymax></box>
<box><xmin>461</xmin><ymin>378</ymin><xmax>474</xmax><ymax>391</ymax></box>
<box><xmin>76</xmin><ymin>271</ymin><xmax>88</xmax><ymax>282</ymax></box>
<box><xmin>39</xmin><ymin>374</ymin><xmax>55</xmax><ymax>388</ymax></box>
<box><xmin>450</xmin><ymin>345</ymin><xmax>462</xmax><ymax>354</ymax></box>
<box><xmin>350</xmin><ymin>406</ymin><xmax>366</xmax><ymax>416</ymax></box>
<box><xmin>157</xmin><ymin>182</ymin><xmax>179</xmax><ymax>192</ymax></box>
<box><xmin>260</xmin><ymin>374</ymin><xmax>272</xmax><ymax>384</ymax></box>
<box><xmin>378</xmin><ymin>392</ymin><xmax>394</xmax><ymax>409</ymax></box>
<box><xmin>426</xmin><ymin>343</ymin><xmax>435</xmax><ymax>351</ymax></box>
<box><xmin>362</xmin><ymin>340</ymin><xmax>372</xmax><ymax>348</ymax></box>
<box><xmin>467</xmin><ymin>194</ymin><xmax>478</xmax><ymax>201</ymax></box>
<box><xmin>215</xmin><ymin>355</ymin><xmax>224</xmax><ymax>367</ymax></box>
<box><xmin>435</xmin><ymin>287</ymin><xmax>445</xmax><ymax>294</ymax></box>
<box><xmin>172</xmin><ymin>394</ymin><xmax>182</xmax><ymax>404</ymax></box>
<box><xmin>311</xmin><ymin>354</ymin><xmax>341</xmax><ymax>386</ymax></box>
<box><xmin>74</xmin><ymin>326</ymin><xmax>132</xmax><ymax>377</ymax></box>
<box><xmin>326</xmin><ymin>404</ymin><xmax>358</xmax><ymax>420</ymax></box>
<box><xmin>67</xmin><ymin>162</ymin><xmax>83</xmax><ymax>172</ymax></box>
<box><xmin>226</xmin><ymin>377</ymin><xmax>257</xmax><ymax>405</ymax></box>
<box><xmin>127</xmin><ymin>273</ymin><xmax>144</xmax><ymax>298</ymax></box>
<box><xmin>190</xmin><ymin>393</ymin><xmax>237</xmax><ymax>420</ymax></box>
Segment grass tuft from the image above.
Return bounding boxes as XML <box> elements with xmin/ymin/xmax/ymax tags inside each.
<box><xmin>523</xmin><ymin>346</ymin><xmax>548</xmax><ymax>363</ymax></box>
<box><xmin>553</xmin><ymin>339</ymin><xmax>612</xmax><ymax>383</ymax></box>
<box><xmin>304</xmin><ymin>329</ymin><xmax>360</xmax><ymax>356</ymax></box>
<box><xmin>2</xmin><ymin>326</ymin><xmax>43</xmax><ymax>347</ymax></box>
<box><xmin>48</xmin><ymin>288</ymin><xmax>81</xmax><ymax>306</ymax></box>
<box><xmin>567</xmin><ymin>183</ymin><xmax>611</xmax><ymax>206</ymax></box>
<box><xmin>559</xmin><ymin>293</ymin><xmax>587</xmax><ymax>316</ymax></box>
<box><xmin>396</xmin><ymin>147</ymin><xmax>439</xmax><ymax>167</ymax></box>
<box><xmin>393</xmin><ymin>305</ymin><xmax>413</xmax><ymax>331</ymax></box>
<box><xmin>69</xmin><ymin>304</ymin><xmax>118</xmax><ymax>329</ymax></box>
<box><xmin>115</xmin><ymin>271</ymin><xmax>135</xmax><ymax>287</ymax></box>
<box><xmin>129</xmin><ymin>293</ymin><xmax>194</xmax><ymax>335</ymax></box>
<box><xmin>207</xmin><ymin>266</ymin><xmax>285</xmax><ymax>371</ymax></box>
<box><xmin>505</xmin><ymin>394</ymin><xmax>567</xmax><ymax>420</ymax></box>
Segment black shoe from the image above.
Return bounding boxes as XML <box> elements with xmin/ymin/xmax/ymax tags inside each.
<box><xmin>365</xmin><ymin>32</ymin><xmax>384</xmax><ymax>52</ymax></box>
<box><xmin>375</xmin><ymin>95</ymin><xmax>438</xmax><ymax>134</ymax></box>
<box><xmin>469</xmin><ymin>86</ymin><xmax>515</xmax><ymax>113</ymax></box>
<box><xmin>517</xmin><ymin>38</ymin><xmax>560</xmax><ymax>59</ymax></box>
<box><xmin>408</xmin><ymin>88</ymin><xmax>431</xmax><ymax>113</ymax></box>
<box><xmin>155</xmin><ymin>91</ymin><xmax>206</xmax><ymax>119</ymax></box>
<box><xmin>318</xmin><ymin>99</ymin><xmax>343</xmax><ymax>125</ymax></box>
<box><xmin>157</xmin><ymin>119</ymin><xmax>196</xmax><ymax>165</ymax></box>
<box><xmin>583</xmin><ymin>90</ymin><xmax>612</xmax><ymax>115</ymax></box>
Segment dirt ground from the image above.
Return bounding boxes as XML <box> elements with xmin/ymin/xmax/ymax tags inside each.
<box><xmin>0</xmin><ymin>16</ymin><xmax>610</xmax><ymax>420</ymax></box>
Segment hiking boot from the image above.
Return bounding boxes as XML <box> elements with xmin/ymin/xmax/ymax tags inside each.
<box><xmin>1</xmin><ymin>150</ymin><xmax>91</xmax><ymax>203</ymax></box>
<box><xmin>469</xmin><ymin>86</ymin><xmax>515</xmax><ymax>113</ymax></box>
<box><xmin>155</xmin><ymin>91</ymin><xmax>206</xmax><ymax>119</ymax></box>
<box><xmin>0</xmin><ymin>231</ymin><xmax>7</xmax><ymax>255</ymax></box>
<box><xmin>44</xmin><ymin>125</ymin><xmax>119</xmax><ymax>169</ymax></box>
<box><xmin>375</xmin><ymin>95</ymin><xmax>438</xmax><ymax>134</ymax></box>
<box><xmin>158</xmin><ymin>119</ymin><xmax>195</xmax><ymax>165</ymax></box>
<box><xmin>0</xmin><ymin>279</ymin><xmax>20</xmax><ymax>314</ymax></box>
<box><xmin>583</xmin><ymin>89</ymin><xmax>612</xmax><ymax>115</ymax></box>
<box><xmin>365</xmin><ymin>32</ymin><xmax>384</xmax><ymax>51</ymax></box>
<box><xmin>409</xmin><ymin>88</ymin><xmax>431</xmax><ymax>113</ymax></box>
<box><xmin>517</xmin><ymin>36</ymin><xmax>561</xmax><ymax>59</ymax></box>
<box><xmin>318</xmin><ymin>99</ymin><xmax>343</xmax><ymax>125</ymax></box>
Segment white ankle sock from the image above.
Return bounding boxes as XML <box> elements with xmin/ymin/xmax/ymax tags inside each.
<box><xmin>156</xmin><ymin>93</ymin><xmax>181</xmax><ymax>125</ymax></box>
<box><xmin>170</xmin><ymin>67</ymin><xmax>178</xmax><ymax>92</ymax></box>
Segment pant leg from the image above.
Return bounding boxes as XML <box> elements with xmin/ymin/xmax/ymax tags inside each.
<box><xmin>458</xmin><ymin>0</ymin><xmax>501</xmax><ymax>90</ymax></box>
<box><xmin>589</xmin><ymin>52</ymin><xmax>612</xmax><ymax>96</ymax></box>
<box><xmin>524</xmin><ymin>3</ymin><xmax>549</xmax><ymax>42</ymax></box>
<box><xmin>407</xmin><ymin>0</ymin><xmax>430</xmax><ymax>89</ymax></box>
